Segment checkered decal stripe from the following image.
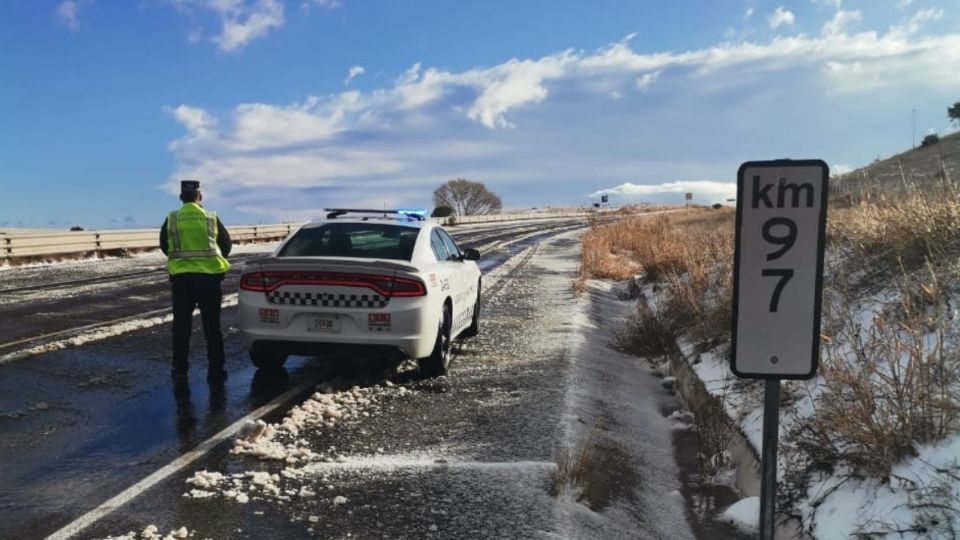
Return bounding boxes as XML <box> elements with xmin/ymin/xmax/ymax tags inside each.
<box><xmin>267</xmin><ymin>291</ymin><xmax>388</xmax><ymax>308</ymax></box>
<box><xmin>454</xmin><ymin>306</ymin><xmax>473</xmax><ymax>330</ymax></box>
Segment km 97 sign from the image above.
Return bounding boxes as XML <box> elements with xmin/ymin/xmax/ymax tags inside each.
<box><xmin>731</xmin><ymin>160</ymin><xmax>828</xmax><ymax>379</ymax></box>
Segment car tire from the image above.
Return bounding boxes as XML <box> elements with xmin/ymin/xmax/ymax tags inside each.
<box><xmin>418</xmin><ymin>304</ymin><xmax>452</xmax><ymax>377</ymax></box>
<box><xmin>250</xmin><ymin>344</ymin><xmax>287</xmax><ymax>370</ymax></box>
<box><xmin>462</xmin><ymin>281</ymin><xmax>481</xmax><ymax>338</ymax></box>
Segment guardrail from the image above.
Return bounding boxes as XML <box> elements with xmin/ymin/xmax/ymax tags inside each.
<box><xmin>0</xmin><ymin>213</ymin><xmax>592</xmax><ymax>262</ymax></box>
<box><xmin>439</xmin><ymin>211</ymin><xmax>590</xmax><ymax>225</ymax></box>
<box><xmin>1</xmin><ymin>224</ymin><xmax>296</xmax><ymax>261</ymax></box>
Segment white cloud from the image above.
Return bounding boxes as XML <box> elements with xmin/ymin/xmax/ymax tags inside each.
<box><xmin>889</xmin><ymin>8</ymin><xmax>944</xmax><ymax>38</ymax></box>
<box><xmin>768</xmin><ymin>7</ymin><xmax>795</xmax><ymax>29</ymax></box>
<box><xmin>822</xmin><ymin>10</ymin><xmax>862</xmax><ymax>36</ymax></box>
<box><xmin>215</xmin><ymin>0</ymin><xmax>284</xmax><ymax>52</ymax></box>
<box><xmin>590</xmin><ymin>181</ymin><xmax>737</xmax><ymax>204</ymax></box>
<box><xmin>169</xmin><ymin>27</ymin><xmax>960</xmax><ymax>131</ymax></box>
<box><xmin>55</xmin><ymin>0</ymin><xmax>90</xmax><ymax>31</ymax></box>
<box><xmin>344</xmin><ymin>65</ymin><xmax>365</xmax><ymax>85</ymax></box>
<box><xmin>167</xmin><ymin>0</ymin><xmax>285</xmax><ymax>52</ymax></box>
<box><xmin>745</xmin><ymin>7</ymin><xmax>754</xmax><ymax>18</ymax></box>
<box><xmin>393</xmin><ymin>63</ymin><xmax>458</xmax><ymax>110</ymax></box>
<box><xmin>168</xmin><ymin>105</ymin><xmax>218</xmax><ymax>141</ymax></box>
<box><xmin>635</xmin><ymin>71</ymin><xmax>661</xmax><ymax>92</ymax></box>
<box><xmin>466</xmin><ymin>54</ymin><xmax>574</xmax><ymax>128</ymax></box>
<box><xmin>832</xmin><ymin>163</ymin><xmax>853</xmax><ymax>175</ymax></box>
<box><xmin>165</xmin><ymin>23</ymin><xmax>960</xmax><ymax>217</ymax></box>
<box><xmin>897</xmin><ymin>0</ymin><xmax>914</xmax><ymax>10</ymax></box>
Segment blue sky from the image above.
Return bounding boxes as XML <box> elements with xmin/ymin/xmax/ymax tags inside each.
<box><xmin>1</xmin><ymin>0</ymin><xmax>959</xmax><ymax>228</ymax></box>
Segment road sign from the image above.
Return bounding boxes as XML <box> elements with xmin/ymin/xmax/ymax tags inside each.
<box><xmin>600</xmin><ymin>195</ymin><xmax>609</xmax><ymax>203</ymax></box>
<box><xmin>732</xmin><ymin>159</ymin><xmax>828</xmax><ymax>540</ymax></box>
<box><xmin>732</xmin><ymin>159</ymin><xmax>828</xmax><ymax>379</ymax></box>
<box><xmin>684</xmin><ymin>192</ymin><xmax>692</xmax><ymax>200</ymax></box>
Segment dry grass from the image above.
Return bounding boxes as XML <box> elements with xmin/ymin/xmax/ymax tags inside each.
<box><xmin>615</xmin><ymin>299</ymin><xmax>681</xmax><ymax>358</ymax></box>
<box><xmin>829</xmin><ymin>178</ymin><xmax>960</xmax><ymax>275</ymax></box>
<box><xmin>581</xmin><ymin>181</ymin><xmax>960</xmax><ymax>482</ymax></box>
<box><xmin>800</xmin><ymin>181</ymin><xmax>960</xmax><ymax>476</ymax></box>
<box><xmin>795</xmin><ymin>263</ymin><xmax>960</xmax><ymax>476</ymax></box>
<box><xmin>550</xmin><ymin>424</ymin><xmax>600</xmax><ymax>499</ymax></box>
<box><xmin>579</xmin><ymin>208</ymin><xmax>735</xmax><ymax>351</ymax></box>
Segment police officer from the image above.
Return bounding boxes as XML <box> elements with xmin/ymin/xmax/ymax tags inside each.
<box><xmin>160</xmin><ymin>180</ymin><xmax>232</xmax><ymax>383</ymax></box>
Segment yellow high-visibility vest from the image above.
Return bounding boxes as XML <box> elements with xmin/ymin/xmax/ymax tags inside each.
<box><xmin>166</xmin><ymin>203</ymin><xmax>230</xmax><ymax>275</ymax></box>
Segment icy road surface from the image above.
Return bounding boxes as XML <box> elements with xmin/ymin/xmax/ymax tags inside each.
<box><xmin>0</xmin><ymin>219</ymin><xmax>582</xmax><ymax>354</ymax></box>
<box><xmin>68</xmin><ymin>232</ymin><xmax>706</xmax><ymax>540</ymax></box>
<box><xmin>0</xmin><ymin>218</ymin><xmax>748</xmax><ymax>540</ymax></box>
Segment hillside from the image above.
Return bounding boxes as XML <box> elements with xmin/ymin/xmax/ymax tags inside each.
<box><xmin>833</xmin><ymin>130</ymin><xmax>960</xmax><ymax>198</ymax></box>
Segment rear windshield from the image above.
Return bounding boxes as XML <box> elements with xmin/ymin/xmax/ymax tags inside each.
<box><xmin>278</xmin><ymin>223</ymin><xmax>419</xmax><ymax>260</ymax></box>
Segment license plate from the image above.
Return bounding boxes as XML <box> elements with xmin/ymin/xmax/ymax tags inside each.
<box><xmin>308</xmin><ymin>315</ymin><xmax>341</xmax><ymax>333</ymax></box>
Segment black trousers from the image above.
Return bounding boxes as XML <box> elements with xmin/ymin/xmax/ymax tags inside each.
<box><xmin>171</xmin><ymin>274</ymin><xmax>225</xmax><ymax>373</ymax></box>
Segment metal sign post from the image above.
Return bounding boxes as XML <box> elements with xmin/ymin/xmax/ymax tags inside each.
<box><xmin>732</xmin><ymin>159</ymin><xmax>828</xmax><ymax>539</ymax></box>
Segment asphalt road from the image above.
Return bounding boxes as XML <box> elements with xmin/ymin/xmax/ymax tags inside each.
<box><xmin>0</xmin><ymin>220</ymin><xmax>582</xmax><ymax>349</ymax></box>
<box><xmin>0</xmin><ymin>220</ymin><xmax>588</xmax><ymax>540</ymax></box>
<box><xmin>0</xmin><ymin>218</ymin><xmax>749</xmax><ymax>540</ymax></box>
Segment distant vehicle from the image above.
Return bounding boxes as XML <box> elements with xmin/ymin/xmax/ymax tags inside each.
<box><xmin>238</xmin><ymin>209</ymin><xmax>481</xmax><ymax>376</ymax></box>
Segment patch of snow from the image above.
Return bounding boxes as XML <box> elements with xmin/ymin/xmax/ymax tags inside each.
<box><xmin>0</xmin><ymin>293</ymin><xmax>239</xmax><ymax>365</ymax></box>
<box><xmin>552</xmin><ymin>271</ymin><xmax>695</xmax><ymax>539</ymax></box>
<box><xmin>91</xmin><ymin>524</ymin><xmax>196</xmax><ymax>540</ymax></box>
<box><xmin>719</xmin><ymin>496</ymin><xmax>759</xmax><ymax>535</ymax></box>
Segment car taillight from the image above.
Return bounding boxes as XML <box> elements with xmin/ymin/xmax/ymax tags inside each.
<box><xmin>240</xmin><ymin>272</ymin><xmax>276</xmax><ymax>292</ymax></box>
<box><xmin>240</xmin><ymin>271</ymin><xmax>426</xmax><ymax>297</ymax></box>
<box><xmin>390</xmin><ymin>277</ymin><xmax>427</xmax><ymax>297</ymax></box>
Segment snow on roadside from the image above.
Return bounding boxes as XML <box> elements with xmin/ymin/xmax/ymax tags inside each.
<box><xmin>719</xmin><ymin>496</ymin><xmax>759</xmax><ymax>535</ymax></box>
<box><xmin>551</xmin><ymin>272</ymin><xmax>695</xmax><ymax>537</ymax></box>
<box><xmin>0</xmin><ymin>294</ymin><xmax>239</xmax><ymax>365</ymax></box>
<box><xmin>0</xmin><ymin>241</ymin><xmax>279</xmax><ymax>274</ymax></box>
<box><xmin>0</xmin><ymin>253</ymin><xmax>134</xmax><ymax>272</ymax></box>
<box><xmin>795</xmin><ymin>434</ymin><xmax>960</xmax><ymax>540</ymax></box>
<box><xmin>93</xmin><ymin>524</ymin><xmax>196</xmax><ymax>540</ymax></box>
<box><xmin>642</xmin><ymin>274</ymin><xmax>960</xmax><ymax>538</ymax></box>
<box><xmin>73</xmin><ymin>229</ymin><xmax>591</xmax><ymax>539</ymax></box>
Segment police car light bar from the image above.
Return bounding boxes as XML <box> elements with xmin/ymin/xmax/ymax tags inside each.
<box><xmin>324</xmin><ymin>208</ymin><xmax>427</xmax><ymax>221</ymax></box>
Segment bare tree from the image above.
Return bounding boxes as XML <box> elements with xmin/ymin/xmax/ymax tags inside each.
<box><xmin>432</xmin><ymin>178</ymin><xmax>502</xmax><ymax>216</ymax></box>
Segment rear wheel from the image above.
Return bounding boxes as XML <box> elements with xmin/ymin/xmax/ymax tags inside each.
<box><xmin>462</xmin><ymin>281</ymin><xmax>481</xmax><ymax>338</ymax></box>
<box><xmin>418</xmin><ymin>304</ymin><xmax>452</xmax><ymax>377</ymax></box>
<box><xmin>250</xmin><ymin>344</ymin><xmax>287</xmax><ymax>370</ymax></box>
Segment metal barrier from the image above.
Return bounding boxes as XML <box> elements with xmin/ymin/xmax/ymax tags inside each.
<box><xmin>438</xmin><ymin>211</ymin><xmax>590</xmax><ymax>226</ymax></box>
<box><xmin>0</xmin><ymin>213</ymin><xmax>591</xmax><ymax>262</ymax></box>
<box><xmin>0</xmin><ymin>224</ymin><xmax>296</xmax><ymax>260</ymax></box>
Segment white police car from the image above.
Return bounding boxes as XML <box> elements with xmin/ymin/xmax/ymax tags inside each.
<box><xmin>238</xmin><ymin>209</ymin><xmax>481</xmax><ymax>376</ymax></box>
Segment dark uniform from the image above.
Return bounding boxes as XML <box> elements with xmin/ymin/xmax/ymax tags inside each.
<box><xmin>159</xmin><ymin>181</ymin><xmax>232</xmax><ymax>382</ymax></box>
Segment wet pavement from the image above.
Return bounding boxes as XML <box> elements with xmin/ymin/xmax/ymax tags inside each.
<box><xmin>0</xmin><ymin>220</ymin><xmax>582</xmax><ymax>349</ymax></box>
<box><xmin>0</xmin><ymin>218</ymin><xmax>750</xmax><ymax>540</ymax></box>
<box><xmin>0</xmin><ymin>219</ymin><xmax>587</xmax><ymax>540</ymax></box>
<box><xmin>79</xmin><ymin>231</ymin><xmax>584</xmax><ymax>540</ymax></box>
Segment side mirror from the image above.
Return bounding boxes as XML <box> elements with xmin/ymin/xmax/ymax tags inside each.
<box><xmin>461</xmin><ymin>248</ymin><xmax>480</xmax><ymax>261</ymax></box>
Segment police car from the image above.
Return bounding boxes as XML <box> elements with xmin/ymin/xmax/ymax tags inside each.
<box><xmin>238</xmin><ymin>209</ymin><xmax>481</xmax><ymax>376</ymax></box>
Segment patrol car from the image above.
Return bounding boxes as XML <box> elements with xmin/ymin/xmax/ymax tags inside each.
<box><xmin>238</xmin><ymin>209</ymin><xmax>481</xmax><ymax>376</ymax></box>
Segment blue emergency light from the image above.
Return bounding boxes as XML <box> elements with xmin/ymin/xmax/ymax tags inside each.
<box><xmin>397</xmin><ymin>209</ymin><xmax>427</xmax><ymax>221</ymax></box>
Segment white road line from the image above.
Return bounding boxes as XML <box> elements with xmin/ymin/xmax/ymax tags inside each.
<box><xmin>0</xmin><ymin>294</ymin><xmax>239</xmax><ymax>365</ymax></box>
<box><xmin>42</xmin><ymin>234</ymin><xmax>565</xmax><ymax>539</ymax></box>
<box><xmin>45</xmin><ymin>382</ymin><xmax>308</xmax><ymax>540</ymax></box>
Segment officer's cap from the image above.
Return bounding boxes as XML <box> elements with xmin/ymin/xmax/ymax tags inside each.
<box><xmin>180</xmin><ymin>180</ymin><xmax>201</xmax><ymax>194</ymax></box>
